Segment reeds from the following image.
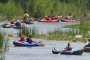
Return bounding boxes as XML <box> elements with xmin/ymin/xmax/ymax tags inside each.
<box><xmin>0</xmin><ymin>27</ymin><xmax>9</xmax><ymax>60</ymax></box>
<box><xmin>17</xmin><ymin>24</ymin><xmax>40</xmax><ymax>37</ymax></box>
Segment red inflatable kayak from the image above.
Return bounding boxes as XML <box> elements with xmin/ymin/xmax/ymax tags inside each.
<box><xmin>20</xmin><ymin>20</ymin><xmax>26</xmax><ymax>23</ymax></box>
<box><xmin>61</xmin><ymin>19</ymin><xmax>75</xmax><ymax>22</ymax></box>
<box><xmin>38</xmin><ymin>19</ymin><xmax>59</xmax><ymax>22</ymax></box>
<box><xmin>10</xmin><ymin>24</ymin><xmax>15</xmax><ymax>27</ymax></box>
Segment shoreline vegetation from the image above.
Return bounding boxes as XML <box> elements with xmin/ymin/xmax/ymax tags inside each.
<box><xmin>0</xmin><ymin>0</ymin><xmax>90</xmax><ymax>21</ymax></box>
<box><xmin>18</xmin><ymin>20</ymin><xmax>90</xmax><ymax>43</ymax></box>
<box><xmin>0</xmin><ymin>27</ymin><xmax>9</xmax><ymax>60</ymax></box>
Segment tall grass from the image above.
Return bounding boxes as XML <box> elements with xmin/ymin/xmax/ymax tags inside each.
<box><xmin>0</xmin><ymin>27</ymin><xmax>9</xmax><ymax>60</ymax></box>
<box><xmin>47</xmin><ymin>28</ymin><xmax>90</xmax><ymax>42</ymax></box>
<box><xmin>17</xmin><ymin>24</ymin><xmax>41</xmax><ymax>38</ymax></box>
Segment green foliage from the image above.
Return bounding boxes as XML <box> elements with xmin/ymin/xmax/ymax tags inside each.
<box><xmin>0</xmin><ymin>0</ymin><xmax>90</xmax><ymax>20</ymax></box>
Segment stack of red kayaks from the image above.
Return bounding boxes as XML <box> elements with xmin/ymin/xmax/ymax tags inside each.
<box><xmin>38</xmin><ymin>19</ymin><xmax>59</xmax><ymax>22</ymax></box>
<box><xmin>61</xmin><ymin>19</ymin><xmax>75</xmax><ymax>22</ymax></box>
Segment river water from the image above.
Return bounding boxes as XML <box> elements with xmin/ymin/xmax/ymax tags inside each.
<box><xmin>0</xmin><ymin>21</ymin><xmax>89</xmax><ymax>60</ymax></box>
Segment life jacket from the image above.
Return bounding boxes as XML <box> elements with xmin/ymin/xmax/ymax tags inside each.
<box><xmin>29</xmin><ymin>19</ymin><xmax>32</xmax><ymax>21</ymax></box>
<box><xmin>11</xmin><ymin>21</ymin><xmax>14</xmax><ymax>24</ymax></box>
<box><xmin>51</xmin><ymin>17</ymin><xmax>55</xmax><ymax>20</ymax></box>
<box><xmin>5</xmin><ymin>23</ymin><xmax>8</xmax><ymax>25</ymax></box>
<box><xmin>26</xmin><ymin>37</ymin><xmax>32</xmax><ymax>43</ymax></box>
<box><xmin>87</xmin><ymin>42</ymin><xmax>90</xmax><ymax>47</ymax></box>
<box><xmin>46</xmin><ymin>17</ymin><xmax>49</xmax><ymax>20</ymax></box>
<box><xmin>20</xmin><ymin>36</ymin><xmax>25</xmax><ymax>41</ymax></box>
<box><xmin>15</xmin><ymin>22</ymin><xmax>20</xmax><ymax>26</ymax></box>
<box><xmin>66</xmin><ymin>17</ymin><xmax>68</xmax><ymax>20</ymax></box>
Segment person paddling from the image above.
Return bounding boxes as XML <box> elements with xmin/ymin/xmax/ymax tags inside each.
<box><xmin>26</xmin><ymin>35</ymin><xmax>37</xmax><ymax>43</ymax></box>
<box><xmin>63</xmin><ymin>42</ymin><xmax>73</xmax><ymax>51</ymax></box>
<box><xmin>83</xmin><ymin>39</ymin><xmax>90</xmax><ymax>48</ymax></box>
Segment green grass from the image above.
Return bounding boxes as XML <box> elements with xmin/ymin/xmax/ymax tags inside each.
<box><xmin>17</xmin><ymin>24</ymin><xmax>41</xmax><ymax>37</ymax></box>
<box><xmin>0</xmin><ymin>27</ymin><xmax>9</xmax><ymax>60</ymax></box>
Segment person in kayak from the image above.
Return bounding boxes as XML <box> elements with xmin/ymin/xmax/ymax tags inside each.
<box><xmin>18</xmin><ymin>36</ymin><xmax>26</xmax><ymax>41</ymax></box>
<box><xmin>2</xmin><ymin>20</ymin><xmax>10</xmax><ymax>28</ymax></box>
<box><xmin>26</xmin><ymin>35</ymin><xmax>37</xmax><ymax>43</ymax></box>
<box><xmin>29</xmin><ymin>17</ymin><xmax>33</xmax><ymax>22</ymax></box>
<box><xmin>51</xmin><ymin>16</ymin><xmax>55</xmax><ymax>20</ymax></box>
<box><xmin>15</xmin><ymin>20</ymin><xmax>21</xmax><ymax>26</ymax></box>
<box><xmin>11</xmin><ymin>20</ymin><xmax>15</xmax><ymax>24</ymax></box>
<box><xmin>46</xmin><ymin>16</ymin><xmax>50</xmax><ymax>20</ymax></box>
<box><xmin>23</xmin><ymin>17</ymin><xmax>27</xmax><ymax>21</ymax></box>
<box><xmin>63</xmin><ymin>42</ymin><xmax>73</xmax><ymax>51</ymax></box>
<box><xmin>66</xmin><ymin>15</ymin><xmax>69</xmax><ymax>20</ymax></box>
<box><xmin>45</xmin><ymin>13</ymin><xmax>48</xmax><ymax>20</ymax></box>
<box><xmin>83</xmin><ymin>39</ymin><xmax>90</xmax><ymax>48</ymax></box>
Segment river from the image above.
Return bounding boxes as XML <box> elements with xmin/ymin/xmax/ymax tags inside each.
<box><xmin>0</xmin><ymin>21</ymin><xmax>89</xmax><ymax>60</ymax></box>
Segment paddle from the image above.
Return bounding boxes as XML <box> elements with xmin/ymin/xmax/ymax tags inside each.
<box><xmin>54</xmin><ymin>47</ymin><xmax>61</xmax><ymax>55</ymax></box>
<box><xmin>8</xmin><ymin>34</ymin><xmax>14</xmax><ymax>37</ymax></box>
<box><xmin>21</xmin><ymin>33</ymin><xmax>26</xmax><ymax>37</ymax></box>
<box><xmin>24</xmin><ymin>25</ymin><xmax>28</xmax><ymax>27</ymax></box>
<box><xmin>0</xmin><ymin>24</ymin><xmax>3</xmax><ymax>26</ymax></box>
<box><xmin>19</xmin><ymin>19</ymin><xmax>21</xmax><ymax>21</ymax></box>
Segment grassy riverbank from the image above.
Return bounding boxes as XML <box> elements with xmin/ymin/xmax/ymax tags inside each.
<box><xmin>0</xmin><ymin>27</ymin><xmax>9</xmax><ymax>60</ymax></box>
<box><xmin>17</xmin><ymin>22</ymin><xmax>90</xmax><ymax>42</ymax></box>
<box><xmin>63</xmin><ymin>20</ymin><xmax>90</xmax><ymax>31</ymax></box>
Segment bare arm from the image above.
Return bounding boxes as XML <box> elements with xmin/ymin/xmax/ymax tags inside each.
<box><xmin>29</xmin><ymin>38</ymin><xmax>37</xmax><ymax>43</ymax></box>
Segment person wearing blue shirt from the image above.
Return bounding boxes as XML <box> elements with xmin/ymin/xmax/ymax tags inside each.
<box><xmin>26</xmin><ymin>35</ymin><xmax>37</xmax><ymax>43</ymax></box>
<box><xmin>29</xmin><ymin>18</ymin><xmax>33</xmax><ymax>22</ymax></box>
<box><xmin>15</xmin><ymin>20</ymin><xmax>21</xmax><ymax>26</ymax></box>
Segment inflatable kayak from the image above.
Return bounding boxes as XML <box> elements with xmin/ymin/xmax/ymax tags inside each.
<box><xmin>10</xmin><ymin>24</ymin><xmax>15</xmax><ymax>27</ymax></box>
<box><xmin>61</xmin><ymin>19</ymin><xmax>75</xmax><ymax>22</ymax></box>
<box><xmin>52</xmin><ymin>49</ymin><xmax>83</xmax><ymax>55</ymax></box>
<box><xmin>13</xmin><ymin>40</ymin><xmax>43</xmax><ymax>46</ymax></box>
<box><xmin>38</xmin><ymin>19</ymin><xmax>59</xmax><ymax>22</ymax></box>
<box><xmin>83</xmin><ymin>47</ymin><xmax>90</xmax><ymax>52</ymax></box>
<box><xmin>20</xmin><ymin>20</ymin><xmax>26</xmax><ymax>23</ymax></box>
<box><xmin>2</xmin><ymin>24</ymin><xmax>11</xmax><ymax>28</ymax></box>
<box><xmin>25</xmin><ymin>21</ymin><xmax>34</xmax><ymax>24</ymax></box>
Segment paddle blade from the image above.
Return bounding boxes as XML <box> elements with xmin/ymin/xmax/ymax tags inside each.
<box><xmin>58</xmin><ymin>53</ymin><xmax>61</xmax><ymax>55</ymax></box>
<box><xmin>21</xmin><ymin>34</ymin><xmax>26</xmax><ymax>37</ymax></box>
<box><xmin>24</xmin><ymin>25</ymin><xmax>28</xmax><ymax>27</ymax></box>
<box><xmin>39</xmin><ymin>44</ymin><xmax>45</xmax><ymax>46</ymax></box>
<box><xmin>19</xmin><ymin>19</ymin><xmax>21</xmax><ymax>21</ymax></box>
<box><xmin>8</xmin><ymin>34</ymin><xmax>14</xmax><ymax>37</ymax></box>
<box><xmin>0</xmin><ymin>24</ymin><xmax>3</xmax><ymax>26</ymax></box>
